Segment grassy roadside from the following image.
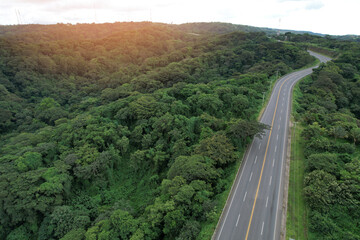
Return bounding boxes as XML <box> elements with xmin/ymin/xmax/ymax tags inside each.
<box><xmin>286</xmin><ymin>81</ymin><xmax>309</xmax><ymax>240</ymax></box>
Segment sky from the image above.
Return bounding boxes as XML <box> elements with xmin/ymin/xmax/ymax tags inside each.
<box><xmin>0</xmin><ymin>0</ymin><xmax>359</xmax><ymax>36</ymax></box>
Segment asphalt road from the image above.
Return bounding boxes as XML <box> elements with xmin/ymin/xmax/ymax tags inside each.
<box><xmin>213</xmin><ymin>50</ymin><xmax>331</xmax><ymax>240</ymax></box>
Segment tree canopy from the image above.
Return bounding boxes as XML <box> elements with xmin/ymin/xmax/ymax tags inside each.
<box><xmin>0</xmin><ymin>22</ymin><xmax>319</xmax><ymax>239</ymax></box>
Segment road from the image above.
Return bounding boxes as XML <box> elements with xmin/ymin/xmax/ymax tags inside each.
<box><xmin>213</xmin><ymin>50</ymin><xmax>331</xmax><ymax>240</ymax></box>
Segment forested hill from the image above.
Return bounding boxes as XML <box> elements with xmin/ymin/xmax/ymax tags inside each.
<box><xmin>0</xmin><ymin>22</ymin><xmax>171</xmax><ymax>41</ymax></box>
<box><xmin>0</xmin><ymin>21</ymin><xmax>336</xmax><ymax>41</ymax></box>
<box><xmin>0</xmin><ymin>22</ymin><xmax>315</xmax><ymax>240</ymax></box>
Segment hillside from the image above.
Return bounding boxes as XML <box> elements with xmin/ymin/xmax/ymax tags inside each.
<box><xmin>0</xmin><ymin>22</ymin><xmax>316</xmax><ymax>240</ymax></box>
<box><xmin>2</xmin><ymin>21</ymin><xmax>350</xmax><ymax>42</ymax></box>
<box><xmin>176</xmin><ymin>22</ymin><xmax>325</xmax><ymax>36</ymax></box>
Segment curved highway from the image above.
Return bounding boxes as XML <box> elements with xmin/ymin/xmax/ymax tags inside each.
<box><xmin>213</xmin><ymin>50</ymin><xmax>331</xmax><ymax>240</ymax></box>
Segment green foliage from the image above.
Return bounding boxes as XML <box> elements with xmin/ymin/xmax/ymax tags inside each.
<box><xmin>227</xmin><ymin>119</ymin><xmax>269</xmax><ymax>146</ymax></box>
<box><xmin>194</xmin><ymin>134</ymin><xmax>236</xmax><ymax>166</ymax></box>
<box><xmin>304</xmin><ymin>170</ymin><xmax>339</xmax><ymax>211</ymax></box>
<box><xmin>110</xmin><ymin>209</ymin><xmax>138</xmax><ymax>239</ymax></box>
<box><xmin>60</xmin><ymin>228</ymin><xmax>86</xmax><ymax>240</ymax></box>
<box><xmin>0</xmin><ymin>22</ymin><xmax>317</xmax><ymax>239</ymax></box>
<box><xmin>6</xmin><ymin>225</ymin><xmax>32</xmax><ymax>240</ymax></box>
<box><xmin>292</xmin><ymin>45</ymin><xmax>360</xmax><ymax>239</ymax></box>
<box><xmin>168</xmin><ymin>155</ymin><xmax>219</xmax><ymax>182</ymax></box>
<box><xmin>15</xmin><ymin>151</ymin><xmax>43</xmax><ymax>172</ymax></box>
<box><xmin>129</xmin><ymin>96</ymin><xmax>158</xmax><ymax>119</ymax></box>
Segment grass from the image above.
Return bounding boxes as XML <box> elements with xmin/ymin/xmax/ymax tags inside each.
<box><xmin>286</xmin><ymin>82</ymin><xmax>309</xmax><ymax>240</ymax></box>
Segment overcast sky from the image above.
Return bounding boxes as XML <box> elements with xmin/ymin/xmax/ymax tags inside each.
<box><xmin>1</xmin><ymin>0</ymin><xmax>358</xmax><ymax>35</ymax></box>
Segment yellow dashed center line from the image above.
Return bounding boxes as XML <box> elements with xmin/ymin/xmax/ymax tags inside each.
<box><xmin>244</xmin><ymin>76</ymin><xmax>290</xmax><ymax>240</ymax></box>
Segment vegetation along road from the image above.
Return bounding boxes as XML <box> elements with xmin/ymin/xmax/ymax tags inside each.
<box><xmin>213</xmin><ymin>50</ymin><xmax>331</xmax><ymax>240</ymax></box>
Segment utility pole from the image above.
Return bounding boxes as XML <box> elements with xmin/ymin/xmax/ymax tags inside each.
<box><xmin>93</xmin><ymin>1</ymin><xmax>98</xmax><ymax>23</ymax></box>
<box><xmin>15</xmin><ymin>9</ymin><xmax>22</xmax><ymax>25</ymax></box>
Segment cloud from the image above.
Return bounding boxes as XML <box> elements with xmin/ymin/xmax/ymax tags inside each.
<box><xmin>44</xmin><ymin>2</ymin><xmax>110</xmax><ymax>12</ymax></box>
<box><xmin>0</xmin><ymin>0</ymin><xmax>359</xmax><ymax>35</ymax></box>
<box><xmin>305</xmin><ymin>1</ymin><xmax>324</xmax><ymax>10</ymax></box>
<box><xmin>278</xmin><ymin>0</ymin><xmax>307</xmax><ymax>2</ymax></box>
<box><xmin>43</xmin><ymin>1</ymin><xmax>163</xmax><ymax>13</ymax></box>
<box><xmin>14</xmin><ymin>0</ymin><xmax>60</xmax><ymax>3</ymax></box>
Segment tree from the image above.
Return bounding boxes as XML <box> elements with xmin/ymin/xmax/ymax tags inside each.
<box><xmin>129</xmin><ymin>95</ymin><xmax>158</xmax><ymax>119</ymax></box>
<box><xmin>5</xmin><ymin>225</ymin><xmax>32</xmax><ymax>240</ymax></box>
<box><xmin>301</xmin><ymin>122</ymin><xmax>326</xmax><ymax>140</ymax></box>
<box><xmin>15</xmin><ymin>152</ymin><xmax>43</xmax><ymax>172</ymax></box>
<box><xmin>332</xmin><ymin>125</ymin><xmax>347</xmax><ymax>142</ymax></box>
<box><xmin>231</xmin><ymin>94</ymin><xmax>249</xmax><ymax>117</ymax></box>
<box><xmin>174</xmin><ymin>184</ymin><xmax>195</xmax><ymax>205</ymax></box>
<box><xmin>306</xmin><ymin>153</ymin><xmax>340</xmax><ymax>176</ymax></box>
<box><xmin>194</xmin><ymin>134</ymin><xmax>236</xmax><ymax>166</ymax></box>
<box><xmin>110</xmin><ymin>210</ymin><xmax>138</xmax><ymax>240</ymax></box>
<box><xmin>50</xmin><ymin>206</ymin><xmax>76</xmax><ymax>238</ymax></box>
<box><xmin>304</xmin><ymin>170</ymin><xmax>339</xmax><ymax>212</ymax></box>
<box><xmin>60</xmin><ymin>228</ymin><xmax>86</xmax><ymax>240</ymax></box>
<box><xmin>117</xmin><ymin>136</ymin><xmax>129</xmax><ymax>155</ymax></box>
<box><xmin>349</xmin><ymin>128</ymin><xmax>360</xmax><ymax>145</ymax></box>
<box><xmin>228</xmin><ymin>119</ymin><xmax>269</xmax><ymax>145</ymax></box>
<box><xmin>176</xmin><ymin>220</ymin><xmax>201</xmax><ymax>240</ymax></box>
<box><xmin>163</xmin><ymin>209</ymin><xmax>185</xmax><ymax>237</ymax></box>
<box><xmin>167</xmin><ymin>155</ymin><xmax>219</xmax><ymax>182</ymax></box>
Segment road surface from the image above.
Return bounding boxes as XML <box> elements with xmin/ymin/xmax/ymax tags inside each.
<box><xmin>213</xmin><ymin>50</ymin><xmax>331</xmax><ymax>240</ymax></box>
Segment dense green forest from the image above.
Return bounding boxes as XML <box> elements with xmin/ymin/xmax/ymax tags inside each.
<box><xmin>290</xmin><ymin>36</ymin><xmax>360</xmax><ymax>239</ymax></box>
<box><xmin>0</xmin><ymin>22</ymin><xmax>317</xmax><ymax>240</ymax></box>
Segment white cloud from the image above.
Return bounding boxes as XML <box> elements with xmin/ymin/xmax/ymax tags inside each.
<box><xmin>0</xmin><ymin>0</ymin><xmax>359</xmax><ymax>35</ymax></box>
<box><xmin>305</xmin><ymin>1</ymin><xmax>324</xmax><ymax>10</ymax></box>
<box><xmin>13</xmin><ymin>0</ymin><xmax>60</xmax><ymax>3</ymax></box>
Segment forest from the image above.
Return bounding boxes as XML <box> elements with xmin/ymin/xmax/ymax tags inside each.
<box><xmin>0</xmin><ymin>21</ymin><xmax>353</xmax><ymax>240</ymax></box>
<box><xmin>289</xmin><ymin>34</ymin><xmax>360</xmax><ymax>239</ymax></box>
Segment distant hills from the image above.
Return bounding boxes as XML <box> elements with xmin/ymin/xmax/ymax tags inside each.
<box><xmin>176</xmin><ymin>22</ymin><xmax>360</xmax><ymax>41</ymax></box>
<box><xmin>176</xmin><ymin>22</ymin><xmax>324</xmax><ymax>36</ymax></box>
<box><xmin>0</xmin><ymin>21</ymin><xmax>359</xmax><ymax>41</ymax></box>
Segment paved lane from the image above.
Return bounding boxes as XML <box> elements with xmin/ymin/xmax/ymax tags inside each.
<box><xmin>213</xmin><ymin>51</ymin><xmax>331</xmax><ymax>240</ymax></box>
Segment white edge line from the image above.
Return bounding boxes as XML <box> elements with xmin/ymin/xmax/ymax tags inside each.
<box><xmin>215</xmin><ymin>141</ymin><xmax>255</xmax><ymax>239</ymax></box>
<box><xmin>214</xmin><ymin>68</ymin><xmax>316</xmax><ymax>240</ymax></box>
<box><xmin>273</xmin><ymin>68</ymin><xmax>314</xmax><ymax>240</ymax></box>
<box><xmin>273</xmin><ymin>78</ymin><xmax>292</xmax><ymax>240</ymax></box>
<box><xmin>236</xmin><ymin>214</ymin><xmax>240</xmax><ymax>227</ymax></box>
<box><xmin>266</xmin><ymin>196</ymin><xmax>269</xmax><ymax>208</ymax></box>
